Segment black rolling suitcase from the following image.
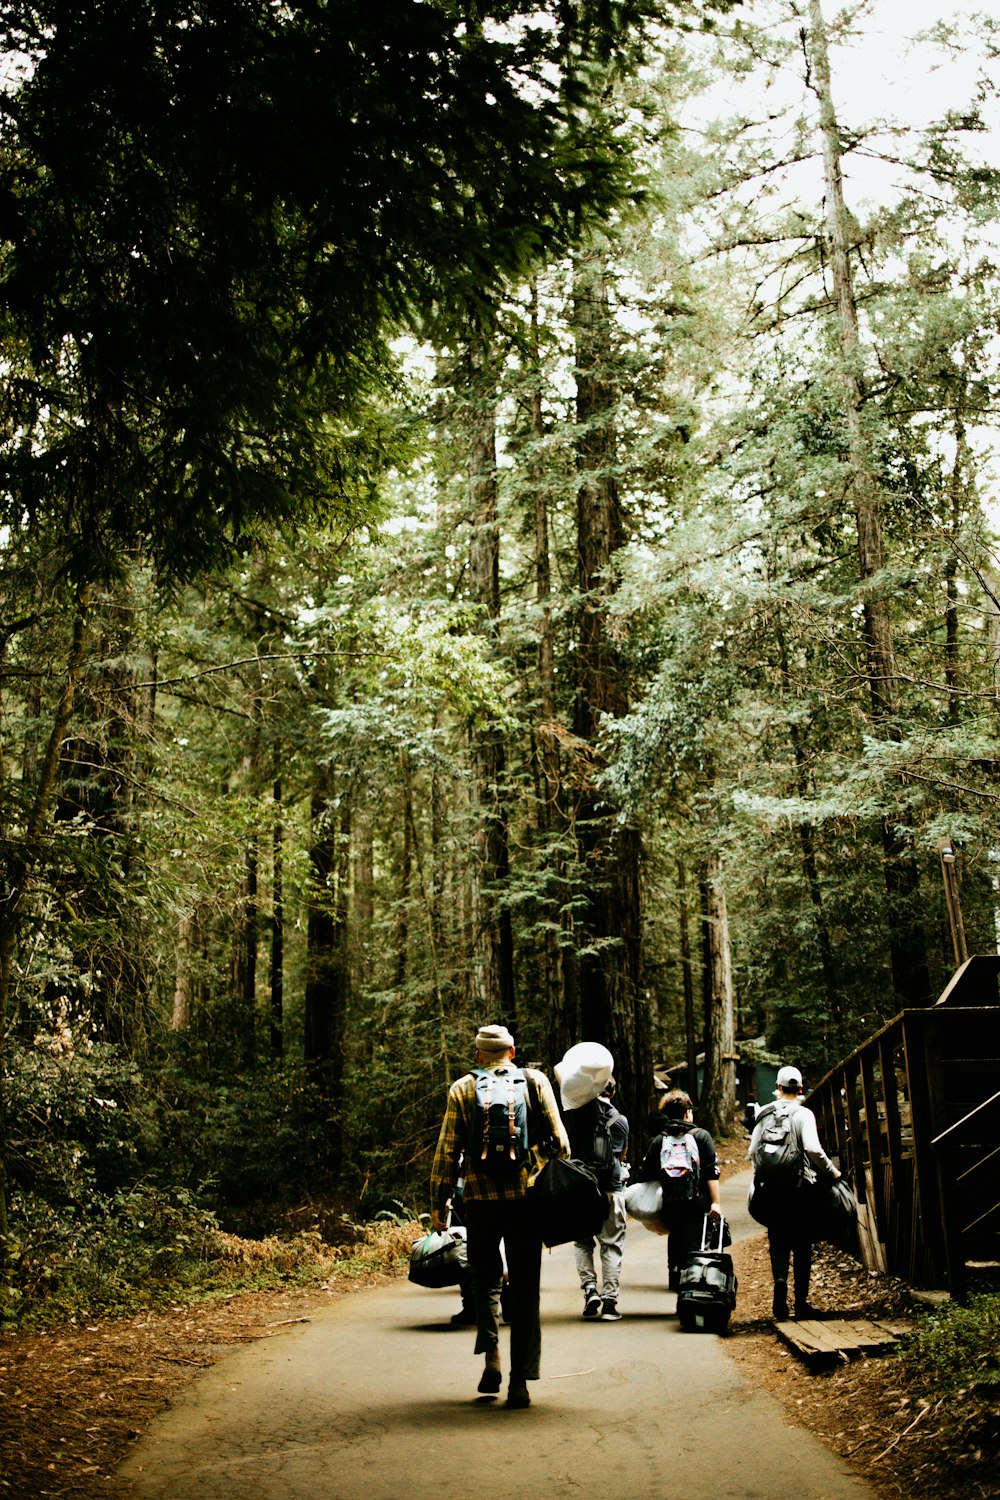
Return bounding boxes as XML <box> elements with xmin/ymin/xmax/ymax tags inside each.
<box><xmin>676</xmin><ymin>1215</ymin><xmax>737</xmax><ymax>1333</ymax></box>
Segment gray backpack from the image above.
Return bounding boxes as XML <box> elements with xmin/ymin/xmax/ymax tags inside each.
<box><xmin>751</xmin><ymin>1102</ymin><xmax>803</xmax><ymax>1185</ymax></box>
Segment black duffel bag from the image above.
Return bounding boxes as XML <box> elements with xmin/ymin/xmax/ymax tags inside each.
<box><xmin>527</xmin><ymin>1156</ymin><xmax>608</xmax><ymax>1247</ymax></box>
<box><xmin>813</xmin><ymin>1176</ymin><xmax>860</xmax><ymax>1251</ymax></box>
<box><xmin>747</xmin><ymin>1173</ymin><xmax>812</xmax><ymax>1229</ymax></box>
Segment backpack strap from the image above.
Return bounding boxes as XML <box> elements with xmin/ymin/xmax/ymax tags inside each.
<box><xmin>480</xmin><ymin>1072</ymin><xmax>494</xmax><ymax>1165</ymax></box>
<box><xmin>523</xmin><ymin>1070</ymin><xmax>555</xmax><ymax>1159</ymax></box>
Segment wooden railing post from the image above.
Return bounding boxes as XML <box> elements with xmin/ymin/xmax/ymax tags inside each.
<box><xmin>902</xmin><ymin>1011</ymin><xmax>951</xmax><ymax>1287</ymax></box>
<box><xmin>860</xmin><ymin>1048</ymin><xmax>889</xmax><ymax>1242</ymax></box>
<box><xmin>879</xmin><ymin>1026</ymin><xmax>906</xmax><ymax>1277</ymax></box>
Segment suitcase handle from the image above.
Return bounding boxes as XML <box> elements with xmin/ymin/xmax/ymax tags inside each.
<box><xmin>700</xmin><ymin>1213</ymin><xmax>726</xmax><ymax>1252</ymax></box>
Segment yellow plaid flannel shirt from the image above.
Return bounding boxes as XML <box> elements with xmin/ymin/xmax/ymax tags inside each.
<box><xmin>431</xmin><ymin>1062</ymin><xmax>569</xmax><ymax>1210</ymax></box>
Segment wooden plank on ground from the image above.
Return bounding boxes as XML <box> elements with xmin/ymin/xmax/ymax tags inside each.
<box><xmin>775</xmin><ymin>1317</ymin><xmax>911</xmax><ymax>1367</ymax></box>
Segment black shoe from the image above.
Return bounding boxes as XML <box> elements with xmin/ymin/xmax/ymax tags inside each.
<box><xmin>582</xmin><ymin>1287</ymin><xmax>602</xmax><ymax>1318</ymax></box>
<box><xmin>506</xmin><ymin>1378</ymin><xmax>531</xmax><ymax>1409</ymax></box>
<box><xmin>600</xmin><ymin>1299</ymin><xmax>622</xmax><ymax>1321</ymax></box>
<box><xmin>477</xmin><ymin>1364</ymin><xmax>502</xmax><ymax>1395</ymax></box>
<box><xmin>772</xmin><ymin>1280</ymin><xmax>789</xmax><ymax>1320</ymax></box>
<box><xmin>795</xmin><ymin>1301</ymin><xmax>822</xmax><ymax>1320</ymax></box>
<box><xmin>450</xmin><ymin>1306</ymin><xmax>476</xmax><ymax>1327</ymax></box>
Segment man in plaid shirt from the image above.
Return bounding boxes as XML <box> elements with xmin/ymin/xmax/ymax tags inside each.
<box><xmin>431</xmin><ymin>1023</ymin><xmax>569</xmax><ymax>1409</ymax></box>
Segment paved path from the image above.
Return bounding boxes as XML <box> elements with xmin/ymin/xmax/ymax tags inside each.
<box><xmin>119</xmin><ymin>1170</ymin><xmax>872</xmax><ymax>1500</ymax></box>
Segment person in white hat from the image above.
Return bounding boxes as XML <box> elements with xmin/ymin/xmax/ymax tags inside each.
<box><xmin>748</xmin><ymin>1064</ymin><xmax>841</xmax><ymax>1320</ymax></box>
<box><xmin>430</xmin><ymin>1023</ymin><xmax>568</xmax><ymax>1409</ymax></box>
<box><xmin>555</xmin><ymin>1045</ymin><xmax>630</xmax><ymax>1321</ymax></box>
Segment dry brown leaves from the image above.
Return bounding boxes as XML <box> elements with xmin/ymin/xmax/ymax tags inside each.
<box><xmin>726</xmin><ymin>1235</ymin><xmax>999</xmax><ymax>1500</ymax></box>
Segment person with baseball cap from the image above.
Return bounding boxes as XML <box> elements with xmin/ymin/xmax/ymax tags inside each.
<box><xmin>430</xmin><ymin>1023</ymin><xmax>568</xmax><ymax>1408</ymax></box>
<box><xmin>749</xmin><ymin>1064</ymin><xmax>841</xmax><ymax>1320</ymax></box>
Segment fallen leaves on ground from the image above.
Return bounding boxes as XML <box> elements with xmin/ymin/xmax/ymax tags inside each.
<box><xmin>727</xmin><ymin>1234</ymin><xmax>999</xmax><ymax>1500</ymax></box>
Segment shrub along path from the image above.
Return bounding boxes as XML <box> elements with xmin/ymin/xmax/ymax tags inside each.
<box><xmin>115</xmin><ymin>1172</ymin><xmax>874</xmax><ymax>1500</ymax></box>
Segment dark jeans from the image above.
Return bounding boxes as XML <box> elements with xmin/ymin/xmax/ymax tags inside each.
<box><xmin>462</xmin><ymin>1196</ymin><xmax>542</xmax><ymax>1381</ymax></box>
<box><xmin>661</xmin><ymin>1201</ymin><xmax>705</xmax><ymax>1279</ymax></box>
<box><xmin>768</xmin><ymin>1219</ymin><xmax>813</xmax><ymax>1305</ymax></box>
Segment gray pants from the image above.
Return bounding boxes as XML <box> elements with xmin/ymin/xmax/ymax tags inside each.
<box><xmin>574</xmin><ymin>1190</ymin><xmax>627</xmax><ymax>1299</ymax></box>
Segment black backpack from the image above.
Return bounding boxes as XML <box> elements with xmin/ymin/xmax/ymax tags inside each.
<box><xmin>564</xmin><ymin>1097</ymin><xmax>618</xmax><ymax>1189</ymax></box>
<box><xmin>470</xmin><ymin>1068</ymin><xmax>532</xmax><ymax>1176</ymax></box>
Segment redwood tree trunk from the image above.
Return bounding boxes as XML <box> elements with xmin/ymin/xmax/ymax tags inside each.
<box><xmin>571</xmin><ymin>248</ymin><xmax>650</xmax><ymax>1135</ymax></box>
<box><xmin>304</xmin><ymin>773</ymin><xmax>351</xmax><ymax>1172</ymax></box>
<box><xmin>465</xmin><ymin>328</ymin><xmax>515</xmax><ymax>1025</ymax></box>
<box><xmin>700</xmin><ymin>854</ymin><xmax>736</xmax><ymax>1138</ymax></box>
<box><xmin>678</xmin><ymin>860</ymin><xmax>699</xmax><ymax>1104</ymax></box>
<box><xmin>270</xmin><ymin>779</ymin><xmax>284</xmax><ymax>1059</ymax></box>
<box><xmin>528</xmin><ymin>281</ymin><xmax>572</xmax><ymax>1061</ymax></box>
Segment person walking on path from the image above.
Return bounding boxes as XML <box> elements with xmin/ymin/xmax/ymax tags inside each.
<box><xmin>562</xmin><ymin>1071</ymin><xmax>629</xmax><ymax>1321</ymax></box>
<box><xmin>430</xmin><ymin>1022</ymin><xmax>569</xmax><ymax>1409</ymax></box>
<box><xmin>748</xmin><ymin>1063</ymin><xmax>841</xmax><ymax>1320</ymax></box>
<box><xmin>447</xmin><ymin>1175</ymin><xmax>509</xmax><ymax>1328</ymax></box>
<box><xmin>633</xmin><ymin>1088</ymin><xmax>721</xmax><ymax>1291</ymax></box>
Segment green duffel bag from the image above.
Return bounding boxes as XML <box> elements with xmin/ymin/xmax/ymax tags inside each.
<box><xmin>408</xmin><ymin>1225</ymin><xmax>468</xmax><ymax>1288</ymax></box>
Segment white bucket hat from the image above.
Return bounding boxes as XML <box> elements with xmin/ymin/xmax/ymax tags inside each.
<box><xmin>556</xmin><ymin>1042</ymin><xmax>615</xmax><ymax>1111</ymax></box>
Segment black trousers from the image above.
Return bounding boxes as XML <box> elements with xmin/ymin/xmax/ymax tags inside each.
<box><xmin>462</xmin><ymin>1196</ymin><xmax>542</xmax><ymax>1381</ymax></box>
<box><xmin>661</xmin><ymin>1201</ymin><xmax>705</xmax><ymax>1279</ymax></box>
<box><xmin>768</xmin><ymin>1218</ymin><xmax>814</xmax><ymax>1304</ymax></box>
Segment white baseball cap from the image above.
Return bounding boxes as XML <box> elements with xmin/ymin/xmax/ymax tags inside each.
<box><xmin>776</xmin><ymin>1065</ymin><xmax>803</xmax><ymax>1090</ymax></box>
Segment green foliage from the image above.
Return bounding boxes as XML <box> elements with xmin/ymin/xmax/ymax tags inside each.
<box><xmin>147</xmin><ymin>1059</ymin><xmax>341</xmax><ymax>1219</ymax></box>
<box><xmin>897</xmin><ymin>1293</ymin><xmax>1000</xmax><ymax>1394</ymax></box>
<box><xmin>6</xmin><ymin>1039</ymin><xmax>150</xmax><ymax>1202</ymax></box>
<box><xmin>0</xmin><ymin>0</ymin><xmax>659</xmax><ymax>584</ymax></box>
<box><xmin>4</xmin><ymin>1179</ymin><xmax>417</xmax><ymax>1330</ymax></box>
<box><xmin>0</xmin><ymin>1029</ymin><xmax>419</xmax><ymax>1325</ymax></box>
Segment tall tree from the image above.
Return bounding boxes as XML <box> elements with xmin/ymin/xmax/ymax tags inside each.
<box><xmin>465</xmin><ymin>329</ymin><xmax>516</xmax><ymax>1023</ymax></box>
<box><xmin>571</xmin><ymin>246</ymin><xmax>650</xmax><ymax>1134</ymax></box>
<box><xmin>804</xmin><ymin>0</ymin><xmax>931</xmax><ymax>1006</ymax></box>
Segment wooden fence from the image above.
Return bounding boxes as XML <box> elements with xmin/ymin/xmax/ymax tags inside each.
<box><xmin>806</xmin><ymin>963</ymin><xmax>1000</xmax><ymax>1298</ymax></box>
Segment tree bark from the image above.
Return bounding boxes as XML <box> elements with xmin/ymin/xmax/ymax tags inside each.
<box><xmin>944</xmin><ymin>411</ymin><xmax>971</xmax><ymax>723</ymax></box>
<box><xmin>304</xmin><ymin>773</ymin><xmax>351</xmax><ymax>1172</ymax></box>
<box><xmin>571</xmin><ymin>247</ymin><xmax>650</xmax><ymax>1136</ymax></box>
<box><xmin>0</xmin><ymin>583</ymin><xmax>91</xmax><ymax>1262</ymax></box>
<box><xmin>807</xmin><ymin>0</ymin><xmax>931</xmax><ymax>1006</ymax></box>
<box><xmin>393</xmin><ymin>760</ymin><xmax>413</xmax><ymax>991</ymax></box>
<box><xmin>773</xmin><ymin>607</ymin><xmax>841</xmax><ymax>1048</ymax></box>
<box><xmin>678</xmin><ymin>860</ymin><xmax>699</xmax><ymax>1104</ymax></box>
<box><xmin>229</xmin><ymin>840</ymin><xmax>258</xmax><ymax>1069</ymax></box>
<box><xmin>528</xmin><ymin>280</ymin><xmax>572</xmax><ymax>1061</ymax></box>
<box><xmin>465</xmin><ymin>328</ymin><xmax>515</xmax><ymax>1025</ymax></box>
<box><xmin>270</xmin><ymin>779</ymin><xmax>284</xmax><ymax>1059</ymax></box>
<box><xmin>700</xmin><ymin>853</ymin><xmax>737</xmax><ymax>1138</ymax></box>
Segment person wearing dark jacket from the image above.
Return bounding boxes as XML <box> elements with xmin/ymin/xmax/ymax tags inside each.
<box><xmin>634</xmin><ymin>1089</ymin><xmax>721</xmax><ymax>1291</ymax></box>
<box><xmin>565</xmin><ymin>1079</ymin><xmax>630</xmax><ymax>1321</ymax></box>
